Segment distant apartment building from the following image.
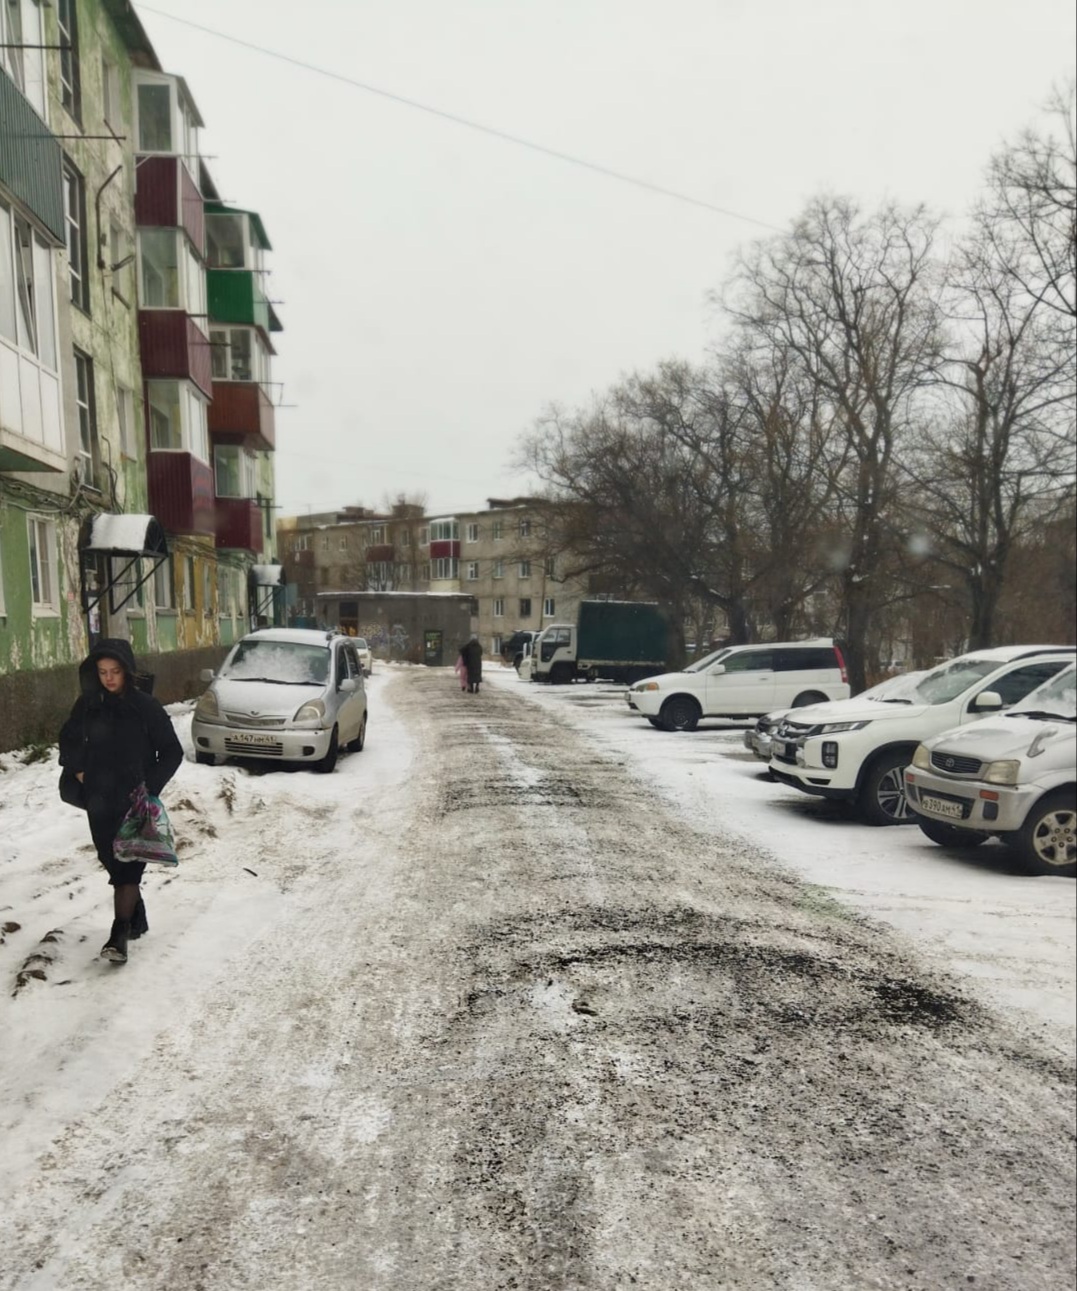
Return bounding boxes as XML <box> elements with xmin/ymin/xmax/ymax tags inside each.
<box><xmin>277</xmin><ymin>497</ymin><xmax>588</xmax><ymax>656</ymax></box>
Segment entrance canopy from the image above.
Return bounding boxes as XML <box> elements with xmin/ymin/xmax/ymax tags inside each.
<box><xmin>79</xmin><ymin>513</ymin><xmax>169</xmax><ymax>617</ymax></box>
<box><xmin>82</xmin><ymin>513</ymin><xmax>169</xmax><ymax>556</ymax></box>
<box><xmin>249</xmin><ymin>564</ymin><xmax>285</xmax><ymax>587</ymax></box>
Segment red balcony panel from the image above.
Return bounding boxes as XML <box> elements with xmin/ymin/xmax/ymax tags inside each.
<box><xmin>139</xmin><ymin>312</ymin><xmax>213</xmax><ymax>398</ymax></box>
<box><xmin>135</xmin><ymin>156</ymin><xmax>204</xmax><ymax>251</ymax></box>
<box><xmin>215</xmin><ymin>497</ymin><xmax>262</xmax><ymax>552</ymax></box>
<box><xmin>429</xmin><ymin>540</ymin><xmax>460</xmax><ymax>559</ymax></box>
<box><xmin>148</xmin><ymin>451</ymin><xmax>215</xmax><ymax>536</ymax></box>
<box><xmin>365</xmin><ymin>544</ymin><xmax>394</xmax><ymax>562</ymax></box>
<box><xmin>208</xmin><ymin>382</ymin><xmax>276</xmax><ymax>451</ymax></box>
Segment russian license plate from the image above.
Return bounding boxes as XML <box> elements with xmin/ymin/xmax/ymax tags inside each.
<box><xmin>230</xmin><ymin>732</ymin><xmax>279</xmax><ymax>746</ymax></box>
<box><xmin>921</xmin><ymin>795</ymin><xmax>964</xmax><ymax>821</ymax></box>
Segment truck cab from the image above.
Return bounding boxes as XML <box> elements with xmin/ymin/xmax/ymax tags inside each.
<box><xmin>532</xmin><ymin>624</ymin><xmax>576</xmax><ymax>684</ymax></box>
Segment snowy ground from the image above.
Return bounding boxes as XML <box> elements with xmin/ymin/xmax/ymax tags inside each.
<box><xmin>0</xmin><ymin>664</ymin><xmax>1073</xmax><ymax>1290</ymax></box>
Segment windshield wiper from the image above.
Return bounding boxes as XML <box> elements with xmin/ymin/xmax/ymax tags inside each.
<box><xmin>1007</xmin><ymin>709</ymin><xmax>1076</xmax><ymax>723</ymax></box>
<box><xmin>226</xmin><ymin>676</ymin><xmax>309</xmax><ymax>685</ymax></box>
<box><xmin>877</xmin><ymin>697</ymin><xmax>915</xmax><ymax>705</ymax></box>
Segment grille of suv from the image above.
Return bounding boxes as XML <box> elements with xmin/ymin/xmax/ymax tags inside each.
<box><xmin>929</xmin><ymin>751</ymin><xmax>983</xmax><ymax>777</ymax></box>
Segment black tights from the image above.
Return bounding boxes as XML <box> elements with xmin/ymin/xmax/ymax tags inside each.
<box><xmin>114</xmin><ymin>883</ymin><xmax>140</xmax><ymax>920</ymax></box>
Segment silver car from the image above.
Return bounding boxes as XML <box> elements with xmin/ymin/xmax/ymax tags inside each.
<box><xmin>191</xmin><ymin>628</ymin><xmax>368</xmax><ymax>773</ymax></box>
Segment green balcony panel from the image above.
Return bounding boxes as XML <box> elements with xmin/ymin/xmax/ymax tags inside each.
<box><xmin>207</xmin><ymin>269</ymin><xmax>270</xmax><ymax>332</ymax></box>
<box><xmin>0</xmin><ymin>69</ymin><xmax>64</xmax><ymax>243</ymax></box>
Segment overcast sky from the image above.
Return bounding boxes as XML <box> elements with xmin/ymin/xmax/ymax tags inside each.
<box><xmin>136</xmin><ymin>0</ymin><xmax>1076</xmax><ymax>521</ymax></box>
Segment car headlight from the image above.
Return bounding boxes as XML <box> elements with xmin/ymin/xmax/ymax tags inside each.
<box><xmin>635</xmin><ymin>682</ymin><xmax>660</xmax><ymax>692</ymax></box>
<box><xmin>983</xmin><ymin>759</ymin><xmax>1020</xmax><ymax>786</ymax></box>
<box><xmin>817</xmin><ymin>720</ymin><xmax>870</xmax><ymax>734</ymax></box>
<box><xmin>194</xmin><ymin>690</ymin><xmax>219</xmax><ymax>720</ymax></box>
<box><xmin>911</xmin><ymin>744</ymin><xmax>931</xmax><ymax>770</ymax></box>
<box><xmin>294</xmin><ymin>699</ymin><xmax>326</xmax><ymax>723</ymax></box>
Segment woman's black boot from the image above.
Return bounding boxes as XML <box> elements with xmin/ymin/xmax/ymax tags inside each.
<box><xmin>101</xmin><ymin>920</ymin><xmax>130</xmax><ymax>963</ymax></box>
<box><xmin>129</xmin><ymin>898</ymin><xmax>148</xmax><ymax>940</ymax></box>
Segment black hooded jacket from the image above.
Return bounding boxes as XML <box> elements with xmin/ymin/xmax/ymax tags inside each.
<box><xmin>58</xmin><ymin>639</ymin><xmax>183</xmax><ymax>819</ymax></box>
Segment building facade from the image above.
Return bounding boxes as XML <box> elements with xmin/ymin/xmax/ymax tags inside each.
<box><xmin>0</xmin><ymin>0</ymin><xmax>284</xmax><ymax>749</ymax></box>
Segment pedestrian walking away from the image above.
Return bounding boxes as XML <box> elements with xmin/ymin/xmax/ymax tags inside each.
<box><xmin>459</xmin><ymin>633</ymin><xmax>483</xmax><ymax>694</ymax></box>
<box><xmin>58</xmin><ymin>639</ymin><xmax>183</xmax><ymax>965</ymax></box>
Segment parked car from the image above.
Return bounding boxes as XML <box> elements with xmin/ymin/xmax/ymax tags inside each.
<box><xmin>353</xmin><ymin>637</ymin><xmax>373</xmax><ymax>676</ymax></box>
<box><xmin>502</xmin><ymin>630</ymin><xmax>539</xmax><ymax>671</ymax></box>
<box><xmin>905</xmin><ymin>663</ymin><xmax>1076</xmax><ymax>876</ymax></box>
<box><xmin>769</xmin><ymin>646</ymin><xmax>1075</xmax><ymax>825</ymax></box>
<box><xmin>626</xmin><ymin>639</ymin><xmax>850</xmax><ymax>731</ymax></box>
<box><xmin>744</xmin><ymin>671</ymin><xmax>928</xmax><ymax>761</ymax></box>
<box><xmin>191</xmin><ymin>628</ymin><xmax>368</xmax><ymax>773</ymax></box>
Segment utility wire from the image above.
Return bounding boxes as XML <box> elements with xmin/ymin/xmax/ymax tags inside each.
<box><xmin>137</xmin><ymin>3</ymin><xmax>785</xmax><ymax>233</ymax></box>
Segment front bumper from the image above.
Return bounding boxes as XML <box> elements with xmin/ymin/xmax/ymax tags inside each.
<box><xmin>904</xmin><ymin>767</ymin><xmax>1036</xmax><ymax>833</ymax></box>
<box><xmin>744</xmin><ymin>728</ymin><xmax>773</xmax><ymax>760</ymax></box>
<box><xmin>192</xmin><ymin>718</ymin><xmax>334</xmax><ymax>762</ymax></box>
<box><xmin>768</xmin><ymin>733</ymin><xmax>858</xmax><ymax>796</ymax></box>
<box><xmin>625</xmin><ymin>688</ymin><xmax>662</xmax><ymax>717</ymax></box>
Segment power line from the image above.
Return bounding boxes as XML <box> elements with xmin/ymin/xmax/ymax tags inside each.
<box><xmin>136</xmin><ymin>3</ymin><xmax>785</xmax><ymax>233</ymax></box>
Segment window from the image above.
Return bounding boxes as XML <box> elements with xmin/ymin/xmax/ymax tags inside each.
<box><xmin>205</xmin><ymin>213</ymin><xmax>246</xmax><ymax>269</ymax></box>
<box><xmin>544</xmin><ymin>556</ymin><xmax>556</xmax><ymax>578</ymax></box>
<box><xmin>543</xmin><ymin>597</ymin><xmax>556</xmax><ymax>617</ymax></box>
<box><xmin>146</xmin><ymin>380</ymin><xmax>208</xmax><ymax>460</ymax></box>
<box><xmin>183</xmin><ymin>556</ymin><xmax>196</xmax><ymax>611</ymax></box>
<box><xmin>492</xmin><ymin>520</ymin><xmax>503</xmax><ymax>541</ymax></box>
<box><xmin>519</xmin><ymin>518</ymin><xmax>531</xmax><ymax>537</ymax></box>
<box><xmin>116</xmin><ymin>385</ymin><xmax>136</xmax><ymax>457</ymax></box>
<box><xmin>339</xmin><ymin>537</ymin><xmax>348</xmax><ymax>552</ymax></box>
<box><xmin>722</xmin><ymin>650</ymin><xmax>775</xmax><ymax>673</ymax></box>
<box><xmin>418</xmin><ymin>526</ymin><xmax>429</xmax><ymax>546</ymax></box>
<box><xmin>214</xmin><ymin>445</ymin><xmax>255</xmax><ymax>498</ymax></box>
<box><xmin>430</xmin><ymin>519</ymin><xmax>458</xmax><ymax>542</ymax></box>
<box><xmin>57</xmin><ymin>0</ymin><xmax>80</xmax><ymax>120</ymax></box>
<box><xmin>493</xmin><ymin>599</ymin><xmax>504</xmax><ymax>618</ymax></box>
<box><xmin>73</xmin><ymin>349</ymin><xmax>97</xmax><ymax>481</ymax></box>
<box><xmin>492</xmin><ymin>560</ymin><xmax>504</xmax><ymax>579</ymax></box>
<box><xmin>203</xmin><ymin>563</ymin><xmax>213</xmax><ymax>616</ymax></box>
<box><xmin>519</xmin><ymin>598</ymin><xmax>532</xmax><ymax>618</ymax></box>
<box><xmin>1</xmin><ymin>206</ymin><xmax>58</xmax><ymax>368</ymax></box>
<box><xmin>102</xmin><ymin>55</ymin><xmax>121</xmax><ymax>130</ymax></box>
<box><xmin>518</xmin><ymin>560</ymin><xmax>531</xmax><ymax>579</ymax></box>
<box><xmin>466</xmin><ymin>522</ymin><xmax>479</xmax><ymax>543</ymax></box>
<box><xmin>466</xmin><ymin>561</ymin><xmax>479</xmax><ymax>581</ymax></box>
<box><xmin>368</xmin><ymin>561</ymin><xmax>393</xmax><ymax>586</ymax></box>
<box><xmin>431</xmin><ymin>557</ymin><xmax>458</xmax><ymax>580</ymax></box>
<box><xmin>320</xmin><ymin>534</ymin><xmax>329</xmax><ymax>550</ymax></box>
<box><xmin>492</xmin><ymin>635</ymin><xmax>502</xmax><ymax>655</ymax></box>
<box><xmin>775</xmin><ymin>647</ymin><xmax>839</xmax><ymax>672</ymax></box>
<box><xmin>370</xmin><ymin>525</ymin><xmax>385</xmax><ymax>543</ymax></box>
<box><xmin>139</xmin><ymin>229</ymin><xmax>178</xmax><ymax>307</ymax></box>
<box><xmin>64</xmin><ymin>163</ymin><xmax>89</xmax><ymax>312</ymax></box>
<box><xmin>28</xmin><ymin>516</ymin><xmax>58</xmax><ymax>613</ymax></box>
<box><xmin>153</xmin><ymin>557</ymin><xmax>174</xmax><ymax>609</ymax></box>
<box><xmin>210</xmin><ymin>327</ymin><xmax>260</xmax><ymax>382</ymax></box>
<box><xmin>400</xmin><ymin>529</ymin><xmax>411</xmax><ymax>548</ymax></box>
<box><xmin>137</xmin><ymin>81</ymin><xmax>170</xmax><ymax>150</ymax></box>
<box><xmin>986</xmin><ymin>661</ymin><xmax>1071</xmax><ymax>707</ymax></box>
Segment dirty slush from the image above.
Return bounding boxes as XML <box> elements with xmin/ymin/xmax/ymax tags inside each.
<box><xmin>5</xmin><ymin>670</ymin><xmax>1075</xmax><ymax>1291</ymax></box>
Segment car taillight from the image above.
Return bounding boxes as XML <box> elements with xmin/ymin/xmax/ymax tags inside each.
<box><xmin>834</xmin><ymin>644</ymin><xmax>848</xmax><ymax>685</ymax></box>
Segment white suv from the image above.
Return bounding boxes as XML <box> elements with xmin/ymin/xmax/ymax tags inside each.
<box><xmin>769</xmin><ymin>646</ymin><xmax>1075</xmax><ymax>825</ymax></box>
<box><xmin>905</xmin><ymin>663</ymin><xmax>1075</xmax><ymax>876</ymax></box>
<box><xmin>626</xmin><ymin>639</ymin><xmax>849</xmax><ymax>731</ymax></box>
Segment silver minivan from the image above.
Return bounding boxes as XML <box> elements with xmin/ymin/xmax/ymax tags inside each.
<box><xmin>191</xmin><ymin>628</ymin><xmax>368</xmax><ymax>773</ymax></box>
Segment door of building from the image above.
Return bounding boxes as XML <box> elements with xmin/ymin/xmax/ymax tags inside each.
<box><xmin>424</xmin><ymin>630</ymin><xmax>444</xmax><ymax>666</ymax></box>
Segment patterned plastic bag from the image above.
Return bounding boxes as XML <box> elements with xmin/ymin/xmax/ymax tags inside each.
<box><xmin>113</xmin><ymin>782</ymin><xmax>179</xmax><ymax>867</ymax></box>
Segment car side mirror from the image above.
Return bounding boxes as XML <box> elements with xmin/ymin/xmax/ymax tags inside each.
<box><xmin>200</xmin><ymin>668</ymin><xmax>215</xmax><ymax>682</ymax></box>
<box><xmin>710</xmin><ymin>663</ymin><xmax>726</xmax><ymax>675</ymax></box>
<box><xmin>339</xmin><ymin>678</ymin><xmax>358</xmax><ymax>693</ymax></box>
<box><xmin>972</xmin><ymin>690</ymin><xmax>1003</xmax><ymax>711</ymax></box>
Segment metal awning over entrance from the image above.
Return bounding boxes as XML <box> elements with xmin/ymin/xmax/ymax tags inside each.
<box><xmin>248</xmin><ymin>564</ymin><xmax>285</xmax><ymax>625</ymax></box>
<box><xmin>79</xmin><ymin>513</ymin><xmax>170</xmax><ymax>616</ymax></box>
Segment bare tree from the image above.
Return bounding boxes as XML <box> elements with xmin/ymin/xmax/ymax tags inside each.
<box><xmin>721</xmin><ymin>198</ymin><xmax>945</xmax><ymax>690</ymax></box>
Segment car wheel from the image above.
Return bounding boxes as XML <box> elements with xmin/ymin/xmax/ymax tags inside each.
<box><xmin>195</xmin><ymin>751</ymin><xmax>215</xmax><ymax>766</ymax></box>
<box><xmin>917</xmin><ymin>818</ymin><xmax>988</xmax><ymax>849</ymax></box>
<box><xmin>316</xmin><ymin>727</ymin><xmax>339</xmax><ymax>774</ymax></box>
<box><xmin>646</xmin><ymin>717</ymin><xmax>662</xmax><ymax>728</ymax></box>
<box><xmin>1012</xmin><ymin>790</ymin><xmax>1076</xmax><ymax>877</ymax></box>
<box><xmin>792</xmin><ymin>691</ymin><xmax>826</xmax><ymax>708</ymax></box>
<box><xmin>659</xmin><ymin>696</ymin><xmax>701</xmax><ymax>732</ymax></box>
<box><xmin>550</xmin><ymin>663</ymin><xmax>574</xmax><ymax>685</ymax></box>
<box><xmin>346</xmin><ymin>713</ymin><xmax>367</xmax><ymax>753</ymax></box>
<box><xmin>858</xmin><ymin>749</ymin><xmax>915</xmax><ymax>825</ymax></box>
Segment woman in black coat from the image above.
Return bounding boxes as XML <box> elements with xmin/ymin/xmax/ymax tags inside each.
<box><xmin>459</xmin><ymin>634</ymin><xmax>483</xmax><ymax>694</ymax></box>
<box><xmin>59</xmin><ymin>639</ymin><xmax>183</xmax><ymax>964</ymax></box>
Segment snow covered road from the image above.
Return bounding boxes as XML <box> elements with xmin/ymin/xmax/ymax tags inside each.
<box><xmin>1</xmin><ymin>666</ymin><xmax>1074</xmax><ymax>1290</ymax></box>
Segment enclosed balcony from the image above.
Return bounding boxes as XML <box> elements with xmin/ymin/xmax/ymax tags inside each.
<box><xmin>214</xmin><ymin>497</ymin><xmax>262</xmax><ymax>553</ymax></box>
<box><xmin>208</xmin><ymin>383</ymin><xmax>275</xmax><ymax>451</ymax></box>
<box><xmin>134</xmin><ymin>155</ymin><xmax>204</xmax><ymax>252</ymax></box>
<box><xmin>207</xmin><ymin>269</ymin><xmax>275</xmax><ymax>333</ymax></box>
<box><xmin>147</xmin><ymin>451</ymin><xmax>214</xmax><ymax>536</ymax></box>
<box><xmin>139</xmin><ymin>311</ymin><xmax>213</xmax><ymax>398</ymax></box>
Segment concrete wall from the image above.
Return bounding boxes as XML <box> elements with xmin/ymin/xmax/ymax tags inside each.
<box><xmin>317</xmin><ymin>593</ymin><xmax>472</xmax><ymax>666</ymax></box>
<box><xmin>0</xmin><ymin>644</ymin><xmax>229</xmax><ymax>753</ymax></box>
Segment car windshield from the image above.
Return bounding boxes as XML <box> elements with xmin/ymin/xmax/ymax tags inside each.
<box><xmin>860</xmin><ymin>670</ymin><xmax>928</xmax><ymax>703</ymax></box>
<box><xmin>1007</xmin><ymin>665</ymin><xmax>1077</xmax><ymax>721</ymax></box>
<box><xmin>901</xmin><ymin>656</ymin><xmax>1007</xmax><ymax>706</ymax></box>
<box><xmin>354</xmin><ymin>638</ymin><xmax>368</xmax><ymax>650</ymax></box>
<box><xmin>222</xmin><ymin>639</ymin><xmax>330</xmax><ymax>685</ymax></box>
<box><xmin>684</xmin><ymin>648</ymin><xmax>732</xmax><ymax>673</ymax></box>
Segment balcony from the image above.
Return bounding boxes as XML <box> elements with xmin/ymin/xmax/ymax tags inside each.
<box><xmin>134</xmin><ymin>155</ymin><xmax>204</xmax><ymax>252</ymax></box>
<box><xmin>0</xmin><ymin>69</ymin><xmax>65</xmax><ymax>243</ymax></box>
<box><xmin>430</xmin><ymin>540</ymin><xmax>460</xmax><ymax>559</ymax></box>
<box><xmin>215</xmin><ymin>497</ymin><xmax>262</xmax><ymax>552</ymax></box>
<box><xmin>207</xmin><ymin>269</ymin><xmax>275</xmax><ymax>333</ymax></box>
<box><xmin>139</xmin><ymin>312</ymin><xmax>213</xmax><ymax>398</ymax></box>
<box><xmin>147</xmin><ymin>452</ymin><xmax>215</xmax><ymax>536</ymax></box>
<box><xmin>208</xmin><ymin>382</ymin><xmax>275</xmax><ymax>451</ymax></box>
